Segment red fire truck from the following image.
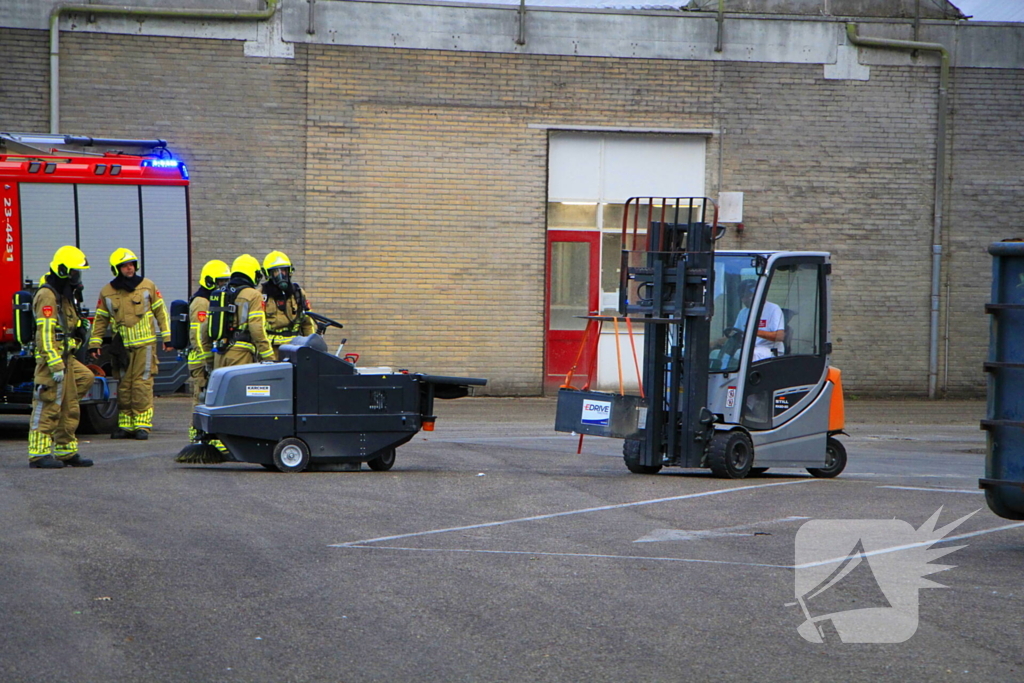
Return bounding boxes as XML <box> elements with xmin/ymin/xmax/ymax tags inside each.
<box><xmin>1</xmin><ymin>132</ymin><xmax>191</xmax><ymax>432</ymax></box>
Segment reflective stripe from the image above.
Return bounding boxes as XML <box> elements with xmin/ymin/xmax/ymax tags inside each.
<box><xmin>54</xmin><ymin>440</ymin><xmax>78</xmax><ymax>456</ymax></box>
<box><xmin>135</xmin><ymin>407</ymin><xmax>154</xmax><ymax>431</ymax></box>
<box><xmin>116</xmin><ymin>312</ymin><xmax>159</xmax><ymax>347</ymax></box>
<box><xmin>28</xmin><ymin>430</ymin><xmax>53</xmax><ymax>457</ymax></box>
<box><xmin>29</xmin><ymin>387</ymin><xmax>46</xmax><ymax>430</ymax></box>
<box><xmin>37</xmin><ymin>318</ymin><xmax>62</xmax><ymax>367</ymax></box>
<box><xmin>238</xmin><ymin>300</ymin><xmax>251</xmax><ymax>329</ymax></box>
<box><xmin>142</xmin><ymin>345</ymin><xmax>153</xmax><ymax>381</ymax></box>
<box><xmin>268</xmin><ymin>333</ymin><xmax>299</xmax><ymax>346</ymax></box>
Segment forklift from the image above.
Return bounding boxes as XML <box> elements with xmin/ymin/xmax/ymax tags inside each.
<box><xmin>554</xmin><ymin>197</ymin><xmax>847</xmax><ymax>479</ymax></box>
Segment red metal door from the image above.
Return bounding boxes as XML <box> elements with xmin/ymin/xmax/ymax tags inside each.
<box><xmin>545</xmin><ymin>230</ymin><xmax>600</xmax><ymax>390</ymax></box>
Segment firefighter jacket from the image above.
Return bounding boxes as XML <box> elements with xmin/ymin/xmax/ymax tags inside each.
<box><xmin>261</xmin><ymin>282</ymin><xmax>315</xmax><ymax>346</ymax></box>
<box><xmin>89</xmin><ymin>278</ymin><xmax>171</xmax><ymax>350</ymax></box>
<box><xmin>229</xmin><ymin>286</ymin><xmax>274</xmax><ymax>361</ymax></box>
<box><xmin>33</xmin><ymin>284</ymin><xmax>87</xmax><ymax>377</ymax></box>
<box><xmin>187</xmin><ymin>292</ymin><xmax>213</xmax><ymax>371</ymax></box>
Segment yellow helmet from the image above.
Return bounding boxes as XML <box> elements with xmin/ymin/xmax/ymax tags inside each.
<box><xmin>262</xmin><ymin>250</ymin><xmax>293</xmax><ymax>273</ymax></box>
<box><xmin>109</xmin><ymin>247</ymin><xmax>139</xmax><ymax>276</ymax></box>
<box><xmin>50</xmin><ymin>245</ymin><xmax>90</xmax><ymax>278</ymax></box>
<box><xmin>199</xmin><ymin>259</ymin><xmax>231</xmax><ymax>290</ymax></box>
<box><xmin>262</xmin><ymin>250</ymin><xmax>295</xmax><ymax>288</ymax></box>
<box><xmin>230</xmin><ymin>254</ymin><xmax>263</xmax><ymax>284</ymax></box>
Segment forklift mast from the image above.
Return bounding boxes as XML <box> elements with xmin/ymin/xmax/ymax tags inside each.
<box><xmin>619</xmin><ymin>197</ymin><xmax>722</xmax><ymax>469</ymax></box>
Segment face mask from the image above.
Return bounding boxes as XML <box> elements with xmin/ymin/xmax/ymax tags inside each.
<box><xmin>69</xmin><ymin>270</ymin><xmax>82</xmax><ymax>286</ymax></box>
<box><xmin>271</xmin><ymin>268</ymin><xmax>291</xmax><ymax>289</ymax></box>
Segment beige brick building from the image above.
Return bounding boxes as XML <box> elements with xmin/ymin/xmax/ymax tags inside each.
<box><xmin>2</xmin><ymin>0</ymin><xmax>1022</xmax><ymax>396</ymax></box>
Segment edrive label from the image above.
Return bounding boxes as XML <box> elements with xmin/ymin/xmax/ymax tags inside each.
<box><xmin>246</xmin><ymin>385</ymin><xmax>271</xmax><ymax>397</ymax></box>
<box><xmin>581</xmin><ymin>399</ymin><xmax>611</xmax><ymax>426</ymax></box>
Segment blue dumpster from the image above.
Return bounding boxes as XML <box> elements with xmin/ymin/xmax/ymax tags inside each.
<box><xmin>980</xmin><ymin>240</ymin><xmax>1024</xmax><ymax>520</ymax></box>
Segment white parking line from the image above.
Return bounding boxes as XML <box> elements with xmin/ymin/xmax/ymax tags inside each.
<box><xmin>340</xmin><ymin>545</ymin><xmax>793</xmax><ymax>569</ymax></box>
<box><xmin>330</xmin><ymin>478</ymin><xmax>817</xmax><ymax>547</ymax></box>
<box><xmin>793</xmin><ymin>520</ymin><xmax>1024</xmax><ymax>570</ymax></box>
<box><xmin>341</xmin><ymin>520</ymin><xmax>1024</xmax><ymax>570</ymax></box>
<box><xmin>878</xmin><ymin>485</ymin><xmax>984</xmax><ymax>494</ymax></box>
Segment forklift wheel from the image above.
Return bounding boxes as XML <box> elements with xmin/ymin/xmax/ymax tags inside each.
<box><xmin>272</xmin><ymin>437</ymin><xmax>311</xmax><ymax>473</ymax></box>
<box><xmin>367</xmin><ymin>448</ymin><xmax>396</xmax><ymax>472</ymax></box>
<box><xmin>807</xmin><ymin>437</ymin><xmax>847</xmax><ymax>479</ymax></box>
<box><xmin>707</xmin><ymin>431</ymin><xmax>754</xmax><ymax>479</ymax></box>
<box><xmin>623</xmin><ymin>440</ymin><xmax>662</xmax><ymax>475</ymax></box>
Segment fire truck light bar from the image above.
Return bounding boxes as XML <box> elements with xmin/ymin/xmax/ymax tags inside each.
<box><xmin>141</xmin><ymin>158</ymin><xmax>188</xmax><ymax>179</ymax></box>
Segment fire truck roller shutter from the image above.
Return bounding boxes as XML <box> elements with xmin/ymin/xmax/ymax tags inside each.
<box><xmin>18</xmin><ymin>184</ymin><xmax>76</xmax><ymax>284</ymax></box>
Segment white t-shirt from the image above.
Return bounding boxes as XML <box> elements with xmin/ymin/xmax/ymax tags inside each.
<box><xmin>735</xmin><ymin>301</ymin><xmax>785</xmax><ymax>361</ymax></box>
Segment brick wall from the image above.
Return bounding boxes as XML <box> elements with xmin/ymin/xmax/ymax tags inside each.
<box><xmin>712</xmin><ymin>62</ymin><xmax>941</xmax><ymax>394</ymax></box>
<box><xmin>4</xmin><ymin>26</ymin><xmax>1021</xmax><ymax>396</ymax></box>
<box><xmin>945</xmin><ymin>68</ymin><xmax>1024</xmax><ymax>395</ymax></box>
<box><xmin>56</xmin><ymin>32</ymin><xmax>308</xmax><ymax>291</ymax></box>
<box><xmin>0</xmin><ymin>29</ymin><xmax>50</xmax><ymax>132</ymax></box>
<box><xmin>305</xmin><ymin>47</ymin><xmax>715</xmax><ymax>393</ymax></box>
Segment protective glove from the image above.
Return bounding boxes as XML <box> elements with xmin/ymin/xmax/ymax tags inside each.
<box><xmin>52</xmin><ymin>369</ymin><xmax>65</xmax><ymax>384</ymax></box>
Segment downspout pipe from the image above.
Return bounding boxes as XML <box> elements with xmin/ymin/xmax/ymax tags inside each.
<box><xmin>846</xmin><ymin>23</ymin><xmax>949</xmax><ymax>399</ymax></box>
<box><xmin>49</xmin><ymin>0</ymin><xmax>280</xmax><ymax>134</ymax></box>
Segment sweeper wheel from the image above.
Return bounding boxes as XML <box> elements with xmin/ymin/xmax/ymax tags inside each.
<box><xmin>273</xmin><ymin>437</ymin><xmax>311</xmax><ymax>473</ymax></box>
<box><xmin>367</xmin><ymin>447</ymin><xmax>396</xmax><ymax>472</ymax></box>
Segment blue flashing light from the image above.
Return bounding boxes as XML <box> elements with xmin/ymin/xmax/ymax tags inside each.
<box><xmin>142</xmin><ymin>158</ymin><xmax>188</xmax><ymax>179</ymax></box>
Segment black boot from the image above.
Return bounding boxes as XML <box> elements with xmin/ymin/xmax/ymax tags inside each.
<box><xmin>61</xmin><ymin>454</ymin><xmax>94</xmax><ymax>467</ymax></box>
<box><xmin>135</xmin><ymin>430</ymin><xmax>149</xmax><ymax>440</ymax></box>
<box><xmin>111</xmin><ymin>428</ymin><xmax>134</xmax><ymax>439</ymax></box>
<box><xmin>30</xmin><ymin>455</ymin><xmax>65</xmax><ymax>469</ymax></box>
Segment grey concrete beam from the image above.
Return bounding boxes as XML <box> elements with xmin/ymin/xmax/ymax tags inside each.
<box><xmin>3</xmin><ymin>0</ymin><xmax>1024</xmax><ymax>69</ymax></box>
<box><xmin>284</xmin><ymin>1</ymin><xmax>837</xmax><ymax>64</ymax></box>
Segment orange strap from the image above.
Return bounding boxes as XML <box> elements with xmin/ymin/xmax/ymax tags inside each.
<box><xmin>626</xmin><ymin>316</ymin><xmax>644</xmax><ymax>399</ymax></box>
<box><xmin>612</xmin><ymin>316</ymin><xmax>624</xmax><ymax>396</ymax></box>
<box><xmin>580</xmin><ymin>318</ymin><xmax>602</xmax><ymax>391</ymax></box>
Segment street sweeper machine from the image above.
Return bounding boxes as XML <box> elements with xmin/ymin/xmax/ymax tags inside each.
<box><xmin>555</xmin><ymin>196</ymin><xmax>847</xmax><ymax>479</ymax></box>
<box><xmin>190</xmin><ymin>314</ymin><xmax>486</xmax><ymax>473</ymax></box>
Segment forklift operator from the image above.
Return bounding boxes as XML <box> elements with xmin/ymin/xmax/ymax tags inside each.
<box><xmin>714</xmin><ymin>279</ymin><xmax>785</xmax><ymax>362</ymax></box>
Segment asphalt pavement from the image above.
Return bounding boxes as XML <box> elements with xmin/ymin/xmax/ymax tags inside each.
<box><xmin>0</xmin><ymin>395</ymin><xmax>1020</xmax><ymax>682</ymax></box>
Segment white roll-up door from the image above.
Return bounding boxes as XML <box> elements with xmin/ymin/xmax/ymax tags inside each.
<box><xmin>548</xmin><ymin>132</ymin><xmax>706</xmax><ymax>203</ymax></box>
<box><xmin>140</xmin><ymin>186</ymin><xmax>189</xmax><ymax>303</ymax></box>
<box><xmin>18</xmin><ymin>184</ymin><xmax>76</xmax><ymax>286</ymax></box>
<box><xmin>77</xmin><ymin>185</ymin><xmax>141</xmax><ymax>305</ymax></box>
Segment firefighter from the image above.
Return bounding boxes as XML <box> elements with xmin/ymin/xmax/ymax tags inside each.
<box><xmin>175</xmin><ymin>259</ymin><xmax>232</xmax><ymax>463</ymax></box>
<box><xmin>28</xmin><ymin>245</ymin><xmax>96</xmax><ymax>468</ymax></box>
<box><xmin>89</xmin><ymin>248</ymin><xmax>173</xmax><ymax>440</ymax></box>
<box><xmin>188</xmin><ymin>260</ymin><xmax>230</xmax><ymax>424</ymax></box>
<box><xmin>212</xmin><ymin>254</ymin><xmax>274</xmax><ymax>368</ymax></box>
<box><xmin>261</xmin><ymin>250</ymin><xmax>315</xmax><ymax>359</ymax></box>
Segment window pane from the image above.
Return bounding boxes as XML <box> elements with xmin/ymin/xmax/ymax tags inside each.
<box><xmin>547</xmin><ymin>202</ymin><xmax>597</xmax><ymax>228</ymax></box>
<box><xmin>765</xmin><ymin>263</ymin><xmax>820</xmax><ymax>357</ymax></box>
<box><xmin>710</xmin><ymin>255</ymin><xmax>761</xmax><ymax>373</ymax></box>
<box><xmin>550</xmin><ymin>242</ymin><xmax>590</xmax><ymax>330</ymax></box>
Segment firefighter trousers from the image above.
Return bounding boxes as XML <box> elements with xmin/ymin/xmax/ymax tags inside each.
<box><xmin>28</xmin><ymin>358</ymin><xmax>94</xmax><ymax>460</ymax></box>
<box><xmin>116</xmin><ymin>343</ymin><xmax>159</xmax><ymax>433</ymax></box>
<box><xmin>213</xmin><ymin>344</ymin><xmax>257</xmax><ymax>369</ymax></box>
<box><xmin>188</xmin><ymin>364</ymin><xmax>210</xmax><ymax>442</ymax></box>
